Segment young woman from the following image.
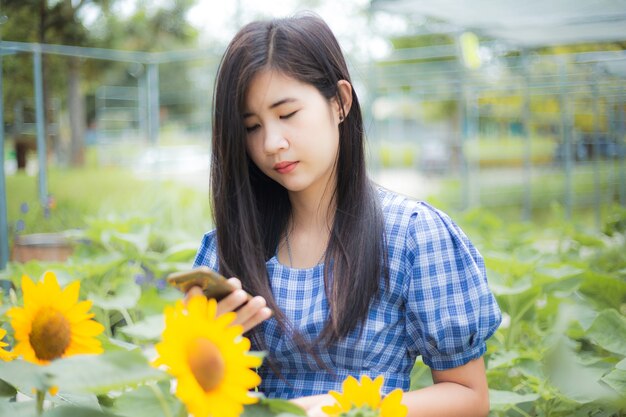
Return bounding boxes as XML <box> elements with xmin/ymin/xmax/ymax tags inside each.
<box><xmin>190</xmin><ymin>13</ymin><xmax>501</xmax><ymax>417</ymax></box>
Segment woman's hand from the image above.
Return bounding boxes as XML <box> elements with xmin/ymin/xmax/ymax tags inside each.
<box><xmin>290</xmin><ymin>394</ymin><xmax>335</xmax><ymax>417</ymax></box>
<box><xmin>185</xmin><ymin>277</ymin><xmax>272</xmax><ymax>333</ymax></box>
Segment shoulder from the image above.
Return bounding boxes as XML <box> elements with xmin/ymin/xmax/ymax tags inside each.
<box><xmin>193</xmin><ymin>229</ymin><xmax>219</xmax><ymax>270</ymax></box>
<box><xmin>376</xmin><ymin>187</ymin><xmax>480</xmax><ymax>268</ymax></box>
<box><xmin>376</xmin><ymin>187</ymin><xmax>456</xmax><ymax>243</ymax></box>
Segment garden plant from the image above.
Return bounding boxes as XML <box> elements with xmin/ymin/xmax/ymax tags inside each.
<box><xmin>0</xmin><ymin>198</ymin><xmax>625</xmax><ymax>416</ymax></box>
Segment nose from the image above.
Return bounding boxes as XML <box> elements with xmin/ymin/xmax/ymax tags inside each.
<box><xmin>263</xmin><ymin>123</ymin><xmax>289</xmax><ymax>155</ymax></box>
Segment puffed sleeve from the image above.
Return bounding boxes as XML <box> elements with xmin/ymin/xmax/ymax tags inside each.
<box><xmin>193</xmin><ymin>230</ymin><xmax>219</xmax><ymax>270</ymax></box>
<box><xmin>403</xmin><ymin>203</ymin><xmax>501</xmax><ymax>370</ymax></box>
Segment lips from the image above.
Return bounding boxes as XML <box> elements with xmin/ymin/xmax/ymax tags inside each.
<box><xmin>273</xmin><ymin>161</ymin><xmax>298</xmax><ymax>174</ymax></box>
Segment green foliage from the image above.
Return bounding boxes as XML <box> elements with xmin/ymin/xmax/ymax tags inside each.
<box><xmin>3</xmin><ymin>168</ymin><xmax>626</xmax><ymax>415</ymax></box>
<box><xmin>463</xmin><ymin>205</ymin><xmax>626</xmax><ymax>416</ymax></box>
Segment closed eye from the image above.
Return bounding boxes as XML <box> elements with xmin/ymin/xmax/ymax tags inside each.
<box><xmin>245</xmin><ymin>124</ymin><xmax>260</xmax><ymax>133</ymax></box>
<box><xmin>280</xmin><ymin>110</ymin><xmax>298</xmax><ymax>119</ymax></box>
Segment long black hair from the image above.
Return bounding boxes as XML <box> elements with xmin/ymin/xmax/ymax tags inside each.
<box><xmin>211</xmin><ymin>13</ymin><xmax>388</xmax><ymax>351</ymax></box>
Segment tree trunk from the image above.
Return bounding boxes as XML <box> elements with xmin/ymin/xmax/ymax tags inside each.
<box><xmin>39</xmin><ymin>0</ymin><xmax>57</xmax><ymax>162</ymax></box>
<box><xmin>68</xmin><ymin>56</ymin><xmax>85</xmax><ymax>166</ymax></box>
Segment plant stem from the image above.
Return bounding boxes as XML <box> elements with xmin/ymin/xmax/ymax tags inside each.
<box><xmin>148</xmin><ymin>382</ymin><xmax>173</xmax><ymax>417</ymax></box>
<box><xmin>102</xmin><ymin>309</ymin><xmax>112</xmax><ymax>338</ymax></box>
<box><xmin>36</xmin><ymin>389</ymin><xmax>45</xmax><ymax>415</ymax></box>
<box><xmin>511</xmin><ymin>404</ymin><xmax>533</xmax><ymax>417</ymax></box>
<box><xmin>120</xmin><ymin>308</ymin><xmax>134</xmax><ymax>326</ymax></box>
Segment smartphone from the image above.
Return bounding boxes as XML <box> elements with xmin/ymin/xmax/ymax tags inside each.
<box><xmin>167</xmin><ymin>266</ymin><xmax>250</xmax><ymax>302</ymax></box>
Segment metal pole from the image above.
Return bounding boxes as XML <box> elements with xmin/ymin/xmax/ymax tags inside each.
<box><xmin>617</xmin><ymin>93</ymin><xmax>626</xmax><ymax>207</ymax></box>
<box><xmin>147</xmin><ymin>63</ymin><xmax>159</xmax><ymax>145</ymax></box>
<box><xmin>468</xmin><ymin>89</ymin><xmax>480</xmax><ymax>208</ymax></box>
<box><xmin>0</xmin><ymin>45</ymin><xmax>9</xmax><ymax>269</ymax></box>
<box><xmin>33</xmin><ymin>46</ymin><xmax>48</xmax><ymax>207</ymax></box>
<box><xmin>558</xmin><ymin>59</ymin><xmax>573</xmax><ymax>219</ymax></box>
<box><xmin>522</xmin><ymin>53</ymin><xmax>532</xmax><ymax>221</ymax></box>
<box><xmin>138</xmin><ymin>70</ymin><xmax>148</xmax><ymax>142</ymax></box>
<box><xmin>591</xmin><ymin>68</ymin><xmax>602</xmax><ymax>228</ymax></box>
<box><xmin>458</xmin><ymin>80</ymin><xmax>470</xmax><ymax>210</ymax></box>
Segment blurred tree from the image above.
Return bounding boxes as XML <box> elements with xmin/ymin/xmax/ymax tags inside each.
<box><xmin>84</xmin><ymin>1</ymin><xmax>200</xmax><ymax>137</ymax></box>
<box><xmin>1</xmin><ymin>0</ymin><xmax>199</xmax><ymax>167</ymax></box>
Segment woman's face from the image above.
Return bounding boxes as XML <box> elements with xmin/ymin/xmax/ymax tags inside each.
<box><xmin>243</xmin><ymin>70</ymin><xmax>342</xmax><ymax>197</ymax></box>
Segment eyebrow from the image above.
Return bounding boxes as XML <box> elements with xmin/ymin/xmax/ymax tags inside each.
<box><xmin>243</xmin><ymin>98</ymin><xmax>298</xmax><ymax>119</ymax></box>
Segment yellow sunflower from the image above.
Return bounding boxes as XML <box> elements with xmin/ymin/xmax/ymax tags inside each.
<box><xmin>7</xmin><ymin>272</ymin><xmax>104</xmax><ymax>365</ymax></box>
<box><xmin>0</xmin><ymin>328</ymin><xmax>14</xmax><ymax>361</ymax></box>
<box><xmin>152</xmin><ymin>295</ymin><xmax>262</xmax><ymax>417</ymax></box>
<box><xmin>322</xmin><ymin>375</ymin><xmax>408</xmax><ymax>417</ymax></box>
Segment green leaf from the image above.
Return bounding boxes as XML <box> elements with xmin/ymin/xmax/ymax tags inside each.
<box><xmin>616</xmin><ymin>358</ymin><xmax>626</xmax><ymax>370</ymax></box>
<box><xmin>0</xmin><ymin>400</ymin><xmax>39</xmax><ymax>417</ymax></box>
<box><xmin>118</xmin><ymin>315</ymin><xmax>164</xmax><ymax>341</ymax></box>
<box><xmin>0</xmin><ymin>378</ymin><xmax>17</xmax><ymax>397</ymax></box>
<box><xmin>101</xmin><ymin>336</ymin><xmax>140</xmax><ymax>352</ymax></box>
<box><xmin>48</xmin><ymin>351</ymin><xmax>169</xmax><ymax>395</ymax></box>
<box><xmin>102</xmin><ymin>228</ymin><xmax>150</xmax><ymax>255</ymax></box>
<box><xmin>0</xmin><ymin>359</ymin><xmax>54</xmax><ymax>394</ymax></box>
<box><xmin>51</xmin><ymin>392</ymin><xmax>101</xmax><ymax>409</ymax></box>
<box><xmin>586</xmin><ymin>309</ymin><xmax>626</xmax><ymax>356</ymax></box>
<box><xmin>572</xmin><ymin>232</ymin><xmax>606</xmax><ymax>248</ymax></box>
<box><xmin>112</xmin><ymin>383</ymin><xmax>184</xmax><ymax>417</ymax></box>
<box><xmin>602</xmin><ymin>369</ymin><xmax>626</xmax><ymax>395</ymax></box>
<box><xmin>579</xmin><ymin>272</ymin><xmax>626</xmax><ymax>310</ymax></box>
<box><xmin>42</xmin><ymin>405</ymin><xmax>122</xmax><ymax>417</ymax></box>
<box><xmin>162</xmin><ymin>242</ymin><xmax>198</xmax><ymax>262</ymax></box>
<box><xmin>487</xmin><ymin>350</ymin><xmax>519</xmax><ymax>370</ymax></box>
<box><xmin>489</xmin><ymin>389</ymin><xmax>539</xmax><ymax>410</ymax></box>
<box><xmin>545</xmin><ymin>338</ymin><xmax>614</xmax><ymax>403</ymax></box>
<box><xmin>558</xmin><ymin>302</ymin><xmax>598</xmax><ymax>332</ymax></box>
<box><xmin>90</xmin><ymin>281</ymin><xmax>141</xmax><ymax>310</ymax></box>
<box><xmin>535</xmin><ymin>264</ymin><xmax>585</xmax><ymax>280</ymax></box>
<box><xmin>488</xmin><ymin>274</ymin><xmax>533</xmax><ymax>296</ymax></box>
<box><xmin>242</xmin><ymin>402</ymin><xmax>306</xmax><ymax>417</ymax></box>
<box><xmin>542</xmin><ymin>277</ymin><xmax>583</xmax><ymax>297</ymax></box>
<box><xmin>260</xmin><ymin>397</ymin><xmax>307</xmax><ymax>416</ymax></box>
<box><xmin>409</xmin><ymin>358</ymin><xmax>433</xmax><ymax>390</ymax></box>
<box><xmin>136</xmin><ymin>287</ymin><xmax>179</xmax><ymax>316</ymax></box>
<box><xmin>242</xmin><ymin>403</ymin><xmax>275</xmax><ymax>417</ymax></box>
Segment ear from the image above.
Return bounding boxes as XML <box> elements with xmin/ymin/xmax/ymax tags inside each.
<box><xmin>333</xmin><ymin>80</ymin><xmax>353</xmax><ymax>124</ymax></box>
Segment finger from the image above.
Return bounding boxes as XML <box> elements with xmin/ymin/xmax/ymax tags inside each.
<box><xmin>184</xmin><ymin>286</ymin><xmax>204</xmax><ymax>305</ymax></box>
<box><xmin>241</xmin><ymin>307</ymin><xmax>272</xmax><ymax>333</ymax></box>
<box><xmin>227</xmin><ymin>277</ymin><xmax>242</xmax><ymax>290</ymax></box>
<box><xmin>216</xmin><ymin>289</ymin><xmax>248</xmax><ymax>316</ymax></box>
<box><xmin>232</xmin><ymin>296</ymin><xmax>267</xmax><ymax>326</ymax></box>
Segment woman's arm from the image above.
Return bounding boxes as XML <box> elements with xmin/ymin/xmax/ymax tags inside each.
<box><xmin>292</xmin><ymin>357</ymin><xmax>490</xmax><ymax>417</ymax></box>
<box><xmin>401</xmin><ymin>357</ymin><xmax>490</xmax><ymax>417</ymax></box>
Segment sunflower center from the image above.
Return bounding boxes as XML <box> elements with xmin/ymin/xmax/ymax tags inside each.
<box><xmin>29</xmin><ymin>307</ymin><xmax>71</xmax><ymax>361</ymax></box>
<box><xmin>187</xmin><ymin>338</ymin><xmax>225</xmax><ymax>392</ymax></box>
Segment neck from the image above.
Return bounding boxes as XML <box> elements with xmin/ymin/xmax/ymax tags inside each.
<box><xmin>288</xmin><ymin>181</ymin><xmax>335</xmax><ymax>233</ymax></box>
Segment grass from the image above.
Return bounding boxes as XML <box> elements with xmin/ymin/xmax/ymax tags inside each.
<box><xmin>6</xmin><ymin>166</ymin><xmax>212</xmax><ymax>240</ymax></box>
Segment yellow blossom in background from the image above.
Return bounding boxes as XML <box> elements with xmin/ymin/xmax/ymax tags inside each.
<box><xmin>7</xmin><ymin>272</ymin><xmax>104</xmax><ymax>365</ymax></box>
<box><xmin>0</xmin><ymin>328</ymin><xmax>14</xmax><ymax>361</ymax></box>
<box><xmin>153</xmin><ymin>295</ymin><xmax>262</xmax><ymax>417</ymax></box>
<box><xmin>322</xmin><ymin>375</ymin><xmax>407</xmax><ymax>417</ymax></box>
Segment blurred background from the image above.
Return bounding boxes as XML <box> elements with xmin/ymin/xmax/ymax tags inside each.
<box><xmin>1</xmin><ymin>1</ymin><xmax>626</xmax><ymax>416</ymax></box>
<box><xmin>2</xmin><ymin>0</ymin><xmax>626</xmax><ymax>240</ymax></box>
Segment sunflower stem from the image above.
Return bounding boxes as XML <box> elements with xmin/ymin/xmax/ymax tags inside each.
<box><xmin>120</xmin><ymin>308</ymin><xmax>134</xmax><ymax>327</ymax></box>
<box><xmin>35</xmin><ymin>389</ymin><xmax>45</xmax><ymax>415</ymax></box>
<box><xmin>102</xmin><ymin>310</ymin><xmax>112</xmax><ymax>338</ymax></box>
<box><xmin>147</xmin><ymin>381</ymin><xmax>174</xmax><ymax>417</ymax></box>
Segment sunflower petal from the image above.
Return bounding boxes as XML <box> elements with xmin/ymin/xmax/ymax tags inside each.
<box><xmin>380</xmin><ymin>389</ymin><xmax>407</xmax><ymax>417</ymax></box>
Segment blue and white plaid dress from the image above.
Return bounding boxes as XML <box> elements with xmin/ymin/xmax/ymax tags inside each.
<box><xmin>193</xmin><ymin>188</ymin><xmax>501</xmax><ymax>398</ymax></box>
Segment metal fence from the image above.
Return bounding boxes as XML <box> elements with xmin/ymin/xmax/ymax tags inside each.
<box><xmin>359</xmin><ymin>46</ymin><xmax>626</xmax><ymax>225</ymax></box>
<box><xmin>2</xmin><ymin>40</ymin><xmax>626</xmax><ymax>230</ymax></box>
